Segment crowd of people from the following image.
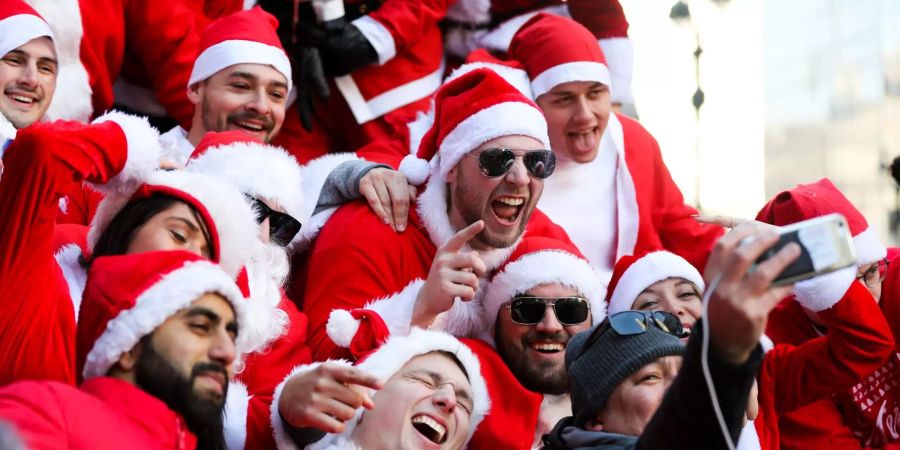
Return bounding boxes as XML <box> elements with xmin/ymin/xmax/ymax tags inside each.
<box><xmin>0</xmin><ymin>0</ymin><xmax>897</xmax><ymax>449</ymax></box>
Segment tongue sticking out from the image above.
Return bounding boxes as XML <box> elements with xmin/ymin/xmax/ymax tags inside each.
<box><xmin>570</xmin><ymin>130</ymin><xmax>598</xmax><ymax>156</ymax></box>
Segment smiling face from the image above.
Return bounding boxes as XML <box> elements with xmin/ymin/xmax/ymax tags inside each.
<box><xmin>446</xmin><ymin>135</ymin><xmax>545</xmax><ymax>251</ymax></box>
<box><xmin>536</xmin><ymin>81</ymin><xmax>611</xmax><ymax>164</ymax></box>
<box><xmin>0</xmin><ymin>37</ymin><xmax>57</xmax><ymax>129</ymax></box>
<box><xmin>187</xmin><ymin>63</ymin><xmax>288</xmax><ymax>144</ymax></box>
<box><xmin>630</xmin><ymin>278</ymin><xmax>702</xmax><ymax>335</ymax></box>
<box><xmin>495</xmin><ymin>283</ymin><xmax>592</xmax><ymax>395</ymax></box>
<box><xmin>590</xmin><ymin>355</ymin><xmax>682</xmax><ymax>436</ymax></box>
<box><xmin>352</xmin><ymin>352</ymin><xmax>475</xmax><ymax>450</ymax></box>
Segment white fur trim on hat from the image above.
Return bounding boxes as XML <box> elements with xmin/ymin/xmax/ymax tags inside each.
<box><xmin>444</xmin><ymin>62</ymin><xmax>534</xmax><ymax>100</ymax></box>
<box><xmin>483</xmin><ymin>249</ymin><xmax>607</xmax><ymax>331</ymax></box>
<box><xmin>223</xmin><ymin>380</ymin><xmax>250</xmax><ymax>450</ymax></box>
<box><xmin>326</xmin><ymin>279</ymin><xmax>425</xmax><ymax>347</ymax></box>
<box><xmin>88</xmin><ymin>111</ymin><xmax>162</xmax><ymax>195</ymax></box>
<box><xmin>271</xmin><ymin>361</ymin><xmax>342</xmax><ymax>450</ymax></box>
<box><xmin>416</xmin><ymin>175</ymin><xmax>519</xmax><ymax>270</ymax></box>
<box><xmin>0</xmin><ymin>14</ymin><xmax>54</xmax><ymax>58</ymax></box>
<box><xmin>853</xmin><ymin>226</ymin><xmax>887</xmax><ymax>265</ymax></box>
<box><xmin>55</xmin><ymin>243</ymin><xmax>87</xmax><ymax>322</ymax></box>
<box><xmin>82</xmin><ymin>261</ymin><xmax>248</xmax><ymax>379</ymax></box>
<box><xmin>599</xmin><ymin>37</ymin><xmax>633</xmax><ymax>105</ymax></box>
<box><xmin>608</xmin><ymin>251</ymin><xmax>706</xmax><ymax>316</ymax></box>
<box><xmin>87</xmin><ymin>170</ymin><xmax>258</xmax><ymax>279</ymax></box>
<box><xmin>309</xmin><ymin>329</ymin><xmax>490</xmax><ymax>450</ymax></box>
<box><xmin>187</xmin><ymin>141</ymin><xmax>306</xmax><ymax>223</ymax></box>
<box><xmin>188</xmin><ymin>39</ymin><xmax>292</xmax><ymax>92</ymax></box>
<box><xmin>793</xmin><ymin>266</ymin><xmax>856</xmax><ymax>312</ymax></box>
<box><xmin>398</xmin><ymin>154</ymin><xmax>431</xmax><ymax>186</ymax></box>
<box><xmin>436</xmin><ymin>101</ymin><xmax>549</xmax><ymax>180</ymax></box>
<box><xmin>531</xmin><ymin>61</ymin><xmax>612</xmax><ymax>99</ymax></box>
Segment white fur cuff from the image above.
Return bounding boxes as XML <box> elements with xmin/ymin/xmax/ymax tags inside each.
<box><xmin>325</xmin><ymin>280</ymin><xmax>425</xmax><ymax>348</ymax></box>
<box><xmin>352</xmin><ymin>15</ymin><xmax>396</xmax><ymax>65</ymax></box>
<box><xmin>793</xmin><ymin>266</ymin><xmax>856</xmax><ymax>312</ymax></box>
<box><xmin>223</xmin><ymin>381</ymin><xmax>250</xmax><ymax>450</ymax></box>
<box><xmin>89</xmin><ymin>111</ymin><xmax>161</xmax><ymax>194</ymax></box>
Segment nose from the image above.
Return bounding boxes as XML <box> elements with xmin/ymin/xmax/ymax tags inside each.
<box><xmin>503</xmin><ymin>157</ymin><xmax>530</xmax><ymax>187</ymax></box>
<box><xmin>433</xmin><ymin>384</ymin><xmax>458</xmax><ymax>414</ymax></box>
<box><xmin>571</xmin><ymin>96</ymin><xmax>593</xmax><ymax>125</ymax></box>
<box><xmin>17</xmin><ymin>62</ymin><xmax>39</xmax><ymax>87</ymax></box>
<box><xmin>209</xmin><ymin>329</ymin><xmax>237</xmax><ymax>369</ymax></box>
<box><xmin>535</xmin><ymin>304</ymin><xmax>564</xmax><ymax>333</ymax></box>
<box><xmin>246</xmin><ymin>88</ymin><xmax>272</xmax><ymax>115</ymax></box>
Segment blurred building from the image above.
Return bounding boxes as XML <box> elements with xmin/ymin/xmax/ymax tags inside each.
<box><xmin>763</xmin><ymin>0</ymin><xmax>900</xmax><ymax>244</ymax></box>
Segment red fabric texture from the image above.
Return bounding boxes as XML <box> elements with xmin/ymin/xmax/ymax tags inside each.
<box><xmin>55</xmin><ymin>183</ymin><xmax>104</xmax><ymax>226</ymax></box>
<box><xmin>347</xmin><ymin>309</ymin><xmax>391</xmax><ymax>360</ymax></box>
<box><xmin>509</xmin><ymin>13</ymin><xmax>608</xmax><ymax>80</ymax></box>
<box><xmin>566</xmin><ymin>0</ymin><xmax>629</xmax><ymax>39</ymax></box>
<box><xmin>0</xmin><ymin>377</ymin><xmax>197</xmax><ymax>449</ymax></box>
<box><xmin>0</xmin><ymin>121</ymin><xmax>128</xmax><ymax>386</ymax></box>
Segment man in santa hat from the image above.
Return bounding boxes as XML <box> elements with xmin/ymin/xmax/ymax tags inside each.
<box><xmin>507</xmin><ymin>13</ymin><xmax>722</xmax><ymax>283</ymax></box>
<box><xmin>443</xmin><ymin>0</ymin><xmax>635</xmax><ymax>113</ymax></box>
<box><xmin>0</xmin><ymin>250</ymin><xmax>248</xmax><ymax>449</ymax></box>
<box><xmin>0</xmin><ymin>0</ymin><xmax>56</xmax><ymax>148</ymax></box>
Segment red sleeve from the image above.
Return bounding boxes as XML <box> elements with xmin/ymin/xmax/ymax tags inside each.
<box><xmin>763</xmin><ymin>282</ymin><xmax>894</xmax><ymax>414</ymax></box>
<box><xmin>122</xmin><ymin>0</ymin><xmax>201</xmax><ymax>128</ymax></box>
<box><xmin>566</xmin><ymin>0</ymin><xmax>630</xmax><ymax>39</ymax></box>
<box><xmin>367</xmin><ymin>0</ymin><xmax>454</xmax><ymax>52</ymax></box>
<box><xmin>777</xmin><ymin>399</ymin><xmax>866</xmax><ymax>450</ymax></box>
<box><xmin>0</xmin><ymin>381</ymin><xmax>70</xmax><ymax>448</ymax></box>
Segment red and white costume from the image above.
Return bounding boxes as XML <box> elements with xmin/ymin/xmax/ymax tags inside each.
<box><xmin>443</xmin><ymin>0</ymin><xmax>634</xmax><ymax>105</ymax></box>
<box><xmin>506</xmin><ymin>13</ymin><xmax>722</xmax><ymax>282</ymax></box>
<box><xmin>24</xmin><ymin>0</ymin><xmax>201</xmax><ymax>126</ymax></box>
<box><xmin>273</xmin><ymin>0</ymin><xmax>454</xmax><ymax>163</ymax></box>
<box><xmin>759</xmin><ymin>178</ymin><xmax>897</xmax><ymax>449</ymax></box>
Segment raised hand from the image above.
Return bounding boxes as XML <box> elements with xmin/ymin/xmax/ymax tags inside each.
<box><xmin>278</xmin><ymin>362</ymin><xmax>383</xmax><ymax>433</ymax></box>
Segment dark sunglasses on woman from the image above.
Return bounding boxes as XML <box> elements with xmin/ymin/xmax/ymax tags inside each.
<box><xmin>574</xmin><ymin>310</ymin><xmax>688</xmax><ymax>361</ymax></box>
<box><xmin>505</xmin><ymin>295</ymin><xmax>591</xmax><ymax>326</ymax></box>
<box><xmin>468</xmin><ymin>148</ymin><xmax>557</xmax><ymax>179</ymax></box>
<box><xmin>245</xmin><ymin>194</ymin><xmax>302</xmax><ymax>247</ymax></box>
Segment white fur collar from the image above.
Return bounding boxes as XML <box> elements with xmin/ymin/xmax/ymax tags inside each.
<box><xmin>416</xmin><ymin>174</ymin><xmax>520</xmax><ymax>271</ymax></box>
<box><xmin>54</xmin><ymin>243</ymin><xmax>87</xmax><ymax>321</ymax></box>
<box><xmin>0</xmin><ymin>113</ymin><xmax>15</xmax><ymax>142</ymax></box>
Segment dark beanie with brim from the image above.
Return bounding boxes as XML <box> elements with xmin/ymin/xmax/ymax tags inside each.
<box><xmin>566</xmin><ymin>320</ymin><xmax>685</xmax><ymax>428</ymax></box>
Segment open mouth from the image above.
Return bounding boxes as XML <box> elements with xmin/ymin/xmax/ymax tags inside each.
<box><xmin>5</xmin><ymin>91</ymin><xmax>37</xmax><ymax>106</ymax></box>
<box><xmin>530</xmin><ymin>342</ymin><xmax>565</xmax><ymax>354</ymax></box>
<box><xmin>412</xmin><ymin>414</ymin><xmax>447</xmax><ymax>445</ymax></box>
<box><xmin>490</xmin><ymin>196</ymin><xmax>525</xmax><ymax>225</ymax></box>
<box><xmin>232</xmin><ymin>120</ymin><xmax>266</xmax><ymax>133</ymax></box>
<box><xmin>566</xmin><ymin>127</ymin><xmax>599</xmax><ymax>154</ymax></box>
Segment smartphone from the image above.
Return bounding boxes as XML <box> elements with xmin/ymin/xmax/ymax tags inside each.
<box><xmin>745</xmin><ymin>213</ymin><xmax>857</xmax><ymax>286</ymax></box>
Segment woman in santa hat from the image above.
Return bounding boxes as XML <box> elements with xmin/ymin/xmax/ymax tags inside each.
<box><xmin>0</xmin><ymin>111</ymin><xmax>258</xmax><ymax>387</ymax></box>
<box><xmin>604</xmin><ymin>244</ymin><xmax>895</xmax><ymax>450</ymax></box>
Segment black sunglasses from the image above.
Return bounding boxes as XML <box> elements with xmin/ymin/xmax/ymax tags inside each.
<box><xmin>857</xmin><ymin>258</ymin><xmax>890</xmax><ymax>287</ymax></box>
<box><xmin>245</xmin><ymin>194</ymin><xmax>302</xmax><ymax>247</ymax></box>
<box><xmin>574</xmin><ymin>311</ymin><xmax>687</xmax><ymax>361</ymax></box>
<box><xmin>469</xmin><ymin>148</ymin><xmax>556</xmax><ymax>179</ymax></box>
<box><xmin>505</xmin><ymin>296</ymin><xmax>591</xmax><ymax>326</ymax></box>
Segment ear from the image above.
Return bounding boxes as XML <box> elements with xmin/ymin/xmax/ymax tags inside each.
<box><xmin>116</xmin><ymin>340</ymin><xmax>144</xmax><ymax>372</ymax></box>
<box><xmin>585</xmin><ymin>415</ymin><xmax>604</xmax><ymax>432</ymax></box>
<box><xmin>187</xmin><ymin>82</ymin><xmax>203</xmax><ymax>105</ymax></box>
<box><xmin>445</xmin><ymin>164</ymin><xmax>457</xmax><ymax>182</ymax></box>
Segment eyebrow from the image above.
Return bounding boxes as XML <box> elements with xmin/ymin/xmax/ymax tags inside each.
<box><xmin>184</xmin><ymin>305</ymin><xmax>239</xmax><ymax>336</ymax></box>
<box><xmin>165</xmin><ymin>216</ymin><xmax>200</xmax><ymax>232</ymax></box>
<box><xmin>548</xmin><ymin>82</ymin><xmax>605</xmax><ymax>97</ymax></box>
<box><xmin>228</xmin><ymin>71</ymin><xmax>288</xmax><ymax>91</ymax></box>
<box><xmin>411</xmin><ymin>369</ymin><xmax>474</xmax><ymax>405</ymax></box>
<box><xmin>5</xmin><ymin>49</ymin><xmax>58</xmax><ymax>66</ymax></box>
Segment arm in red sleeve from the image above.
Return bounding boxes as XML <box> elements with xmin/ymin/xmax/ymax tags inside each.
<box><xmin>0</xmin><ymin>381</ymin><xmax>69</xmax><ymax>448</ymax></box>
<box><xmin>363</xmin><ymin>0</ymin><xmax>454</xmax><ymax>56</ymax></box>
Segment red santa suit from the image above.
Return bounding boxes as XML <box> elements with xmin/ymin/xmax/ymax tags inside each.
<box><xmin>442</xmin><ymin>0</ymin><xmax>634</xmax><ymax>105</ymax></box>
<box><xmin>273</xmin><ymin>0</ymin><xmax>454</xmax><ymax>163</ymax></box>
<box><xmin>758</xmin><ymin>178</ymin><xmax>897</xmax><ymax>449</ymax></box>
<box><xmin>507</xmin><ymin>14</ymin><xmax>722</xmax><ymax>280</ymax></box>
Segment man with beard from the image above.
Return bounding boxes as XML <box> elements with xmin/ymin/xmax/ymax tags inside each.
<box><xmin>0</xmin><ymin>250</ymin><xmax>248</xmax><ymax>450</ymax></box>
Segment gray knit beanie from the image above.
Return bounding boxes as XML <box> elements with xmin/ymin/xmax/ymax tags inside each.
<box><xmin>566</xmin><ymin>318</ymin><xmax>685</xmax><ymax>427</ymax></box>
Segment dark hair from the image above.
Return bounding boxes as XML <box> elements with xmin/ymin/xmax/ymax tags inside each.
<box><xmin>433</xmin><ymin>350</ymin><xmax>469</xmax><ymax>380</ymax></box>
<box><xmin>88</xmin><ymin>194</ymin><xmax>213</xmax><ymax>263</ymax></box>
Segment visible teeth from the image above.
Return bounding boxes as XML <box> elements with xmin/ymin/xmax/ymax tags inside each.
<box><xmin>238</xmin><ymin>121</ymin><xmax>263</xmax><ymax>131</ymax></box>
<box><xmin>412</xmin><ymin>414</ymin><xmax>446</xmax><ymax>443</ymax></box>
<box><xmin>532</xmin><ymin>343</ymin><xmax>564</xmax><ymax>352</ymax></box>
<box><xmin>496</xmin><ymin>197</ymin><xmax>524</xmax><ymax>206</ymax></box>
<box><xmin>9</xmin><ymin>95</ymin><xmax>33</xmax><ymax>104</ymax></box>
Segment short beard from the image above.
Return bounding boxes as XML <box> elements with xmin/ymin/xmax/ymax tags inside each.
<box><xmin>495</xmin><ymin>326</ymin><xmax>569</xmax><ymax>395</ymax></box>
<box><xmin>200</xmin><ymin>95</ymin><xmax>274</xmax><ymax>143</ymax></box>
<box><xmin>451</xmin><ymin>177</ymin><xmax>530</xmax><ymax>250</ymax></box>
<box><xmin>134</xmin><ymin>337</ymin><xmax>228</xmax><ymax>450</ymax></box>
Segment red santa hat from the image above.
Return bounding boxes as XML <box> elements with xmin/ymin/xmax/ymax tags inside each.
<box><xmin>606</xmin><ymin>251</ymin><xmax>706</xmax><ymax>316</ymax></box>
<box><xmin>0</xmin><ymin>0</ymin><xmax>54</xmax><ymax>58</ymax></box>
<box><xmin>188</xmin><ymin>6</ymin><xmax>292</xmax><ymax>91</ymax></box>
<box><xmin>76</xmin><ymin>250</ymin><xmax>248</xmax><ymax>380</ymax></box>
<box><xmin>445</xmin><ymin>49</ymin><xmax>534</xmax><ymax>99</ymax></box>
<box><xmin>186</xmin><ymin>130</ymin><xmax>306</xmax><ymax>227</ymax></box>
<box><xmin>398</xmin><ymin>68</ymin><xmax>549</xmax><ymax>186</ymax></box>
<box><xmin>87</xmin><ymin>168</ymin><xmax>258</xmax><ymax>279</ymax></box>
<box><xmin>508</xmin><ymin>13</ymin><xmax>611</xmax><ymax>99</ymax></box>
<box><xmin>482</xmin><ymin>237</ymin><xmax>607</xmax><ymax>335</ymax></box>
<box><xmin>755</xmin><ymin>178</ymin><xmax>887</xmax><ymax>265</ymax></box>
<box><xmin>275</xmin><ymin>329</ymin><xmax>490</xmax><ymax>450</ymax></box>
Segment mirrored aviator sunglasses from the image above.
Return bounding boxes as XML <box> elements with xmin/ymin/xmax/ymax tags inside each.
<box><xmin>245</xmin><ymin>195</ymin><xmax>302</xmax><ymax>247</ymax></box>
<box><xmin>507</xmin><ymin>296</ymin><xmax>591</xmax><ymax>326</ymax></box>
<box><xmin>575</xmin><ymin>311</ymin><xmax>687</xmax><ymax>361</ymax></box>
<box><xmin>476</xmin><ymin>148</ymin><xmax>556</xmax><ymax>179</ymax></box>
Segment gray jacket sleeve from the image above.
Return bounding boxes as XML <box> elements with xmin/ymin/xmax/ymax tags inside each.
<box><xmin>313</xmin><ymin>160</ymin><xmax>390</xmax><ymax>215</ymax></box>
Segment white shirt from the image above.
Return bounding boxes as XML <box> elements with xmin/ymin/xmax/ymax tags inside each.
<box><xmin>158</xmin><ymin>125</ymin><xmax>195</xmax><ymax>165</ymax></box>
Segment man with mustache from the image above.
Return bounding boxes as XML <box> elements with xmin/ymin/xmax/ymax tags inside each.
<box><xmin>0</xmin><ymin>250</ymin><xmax>248</xmax><ymax>450</ymax></box>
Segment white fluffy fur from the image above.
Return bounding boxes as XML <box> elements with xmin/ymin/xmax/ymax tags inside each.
<box><xmin>608</xmin><ymin>251</ymin><xmax>705</xmax><ymax>316</ymax></box>
<box><xmin>309</xmin><ymin>329</ymin><xmax>490</xmax><ymax>450</ymax></box>
<box><xmin>88</xmin><ymin>111</ymin><xmax>162</xmax><ymax>195</ymax></box>
<box><xmin>300</xmin><ymin>152</ymin><xmax>360</xmax><ymax>225</ymax></box>
<box><xmin>326</xmin><ymin>309</ymin><xmax>360</xmax><ymax>348</ymax></box>
<box><xmin>54</xmin><ymin>244</ymin><xmax>87</xmax><ymax>322</ymax></box>
<box><xmin>853</xmin><ymin>226</ymin><xmax>887</xmax><ymax>265</ymax></box>
<box><xmin>236</xmin><ymin>245</ymin><xmax>290</xmax><ymax>362</ymax></box>
<box><xmin>793</xmin><ymin>266</ymin><xmax>856</xmax><ymax>312</ymax></box>
<box><xmin>223</xmin><ymin>381</ymin><xmax>251</xmax><ymax>450</ymax></box>
<box><xmin>26</xmin><ymin>0</ymin><xmax>93</xmax><ymax>122</ymax></box>
<box><xmin>0</xmin><ymin>112</ymin><xmax>15</xmax><ymax>141</ymax></box>
<box><xmin>187</xmin><ymin>141</ymin><xmax>306</xmax><ymax>222</ymax></box>
<box><xmin>336</xmin><ymin>279</ymin><xmax>425</xmax><ymax>344</ymax></box>
<box><xmin>289</xmin><ymin>207</ymin><xmax>338</xmax><ymax>254</ymax></box>
<box><xmin>436</xmin><ymin>101</ymin><xmax>549</xmax><ymax>181</ymax></box>
<box><xmin>352</xmin><ymin>15</ymin><xmax>396</xmax><ymax>65</ymax></box>
<box><xmin>83</xmin><ymin>261</ymin><xmax>249</xmax><ymax>379</ymax></box>
<box><xmin>416</xmin><ymin>175</ymin><xmax>519</xmax><ymax>271</ymax></box>
<box><xmin>483</xmin><ymin>250</ymin><xmax>607</xmax><ymax>331</ymax></box>
<box><xmin>428</xmin><ymin>283</ymin><xmax>489</xmax><ymax>339</ymax></box>
<box><xmin>398</xmin><ymin>154</ymin><xmax>431</xmax><ymax>187</ymax></box>
<box><xmin>530</xmin><ymin>61</ymin><xmax>612</xmax><ymax>99</ymax></box>
<box><xmin>87</xmin><ymin>170</ymin><xmax>258</xmax><ymax>278</ymax></box>
<box><xmin>445</xmin><ymin>62</ymin><xmax>534</xmax><ymax>99</ymax></box>
<box><xmin>599</xmin><ymin>37</ymin><xmax>634</xmax><ymax>105</ymax></box>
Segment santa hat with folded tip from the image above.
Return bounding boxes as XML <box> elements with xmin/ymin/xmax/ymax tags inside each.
<box><xmin>508</xmin><ymin>13</ymin><xmax>611</xmax><ymax>99</ymax></box>
<box><xmin>76</xmin><ymin>250</ymin><xmax>248</xmax><ymax>380</ymax></box>
<box><xmin>606</xmin><ymin>251</ymin><xmax>706</xmax><ymax>317</ymax></box>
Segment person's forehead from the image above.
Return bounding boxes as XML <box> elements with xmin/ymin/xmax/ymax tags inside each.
<box><xmin>399</xmin><ymin>353</ymin><xmax>471</xmax><ymax>386</ymax></box>
<box><xmin>522</xmin><ymin>283</ymin><xmax>581</xmax><ymax>298</ymax></box>
<box><xmin>188</xmin><ymin>292</ymin><xmax>235</xmax><ymax>321</ymax></box>
<box><xmin>544</xmin><ymin>80</ymin><xmax>604</xmax><ymax>96</ymax></box>
<box><xmin>8</xmin><ymin>36</ymin><xmax>56</xmax><ymax>60</ymax></box>
<box><xmin>212</xmin><ymin>63</ymin><xmax>287</xmax><ymax>85</ymax></box>
<box><xmin>474</xmin><ymin>135</ymin><xmax>544</xmax><ymax>152</ymax></box>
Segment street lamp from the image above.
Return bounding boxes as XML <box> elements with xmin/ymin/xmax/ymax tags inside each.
<box><xmin>669</xmin><ymin>1</ymin><xmax>705</xmax><ymax>211</ymax></box>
